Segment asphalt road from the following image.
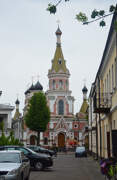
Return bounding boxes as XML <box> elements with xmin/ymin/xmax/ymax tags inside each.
<box><xmin>29</xmin><ymin>153</ymin><xmax>104</xmax><ymax>180</ymax></box>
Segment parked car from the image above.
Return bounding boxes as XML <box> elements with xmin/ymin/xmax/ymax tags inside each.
<box><xmin>0</xmin><ymin>150</ymin><xmax>30</xmax><ymax>180</ymax></box>
<box><xmin>75</xmin><ymin>146</ymin><xmax>87</xmax><ymax>157</ymax></box>
<box><xmin>0</xmin><ymin>146</ymin><xmax>53</xmax><ymax>171</ymax></box>
<box><xmin>27</xmin><ymin>145</ymin><xmax>57</xmax><ymax>157</ymax></box>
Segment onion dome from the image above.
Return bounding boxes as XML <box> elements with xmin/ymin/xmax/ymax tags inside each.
<box><xmin>25</xmin><ymin>84</ymin><xmax>35</xmax><ymax>95</ymax></box>
<box><xmin>34</xmin><ymin>81</ymin><xmax>43</xmax><ymax>91</ymax></box>
<box><xmin>29</xmin><ymin>84</ymin><xmax>35</xmax><ymax>91</ymax></box>
<box><xmin>82</xmin><ymin>86</ymin><xmax>88</xmax><ymax>93</ymax></box>
<box><xmin>56</xmin><ymin>26</ymin><xmax>62</xmax><ymax>36</ymax></box>
<box><xmin>15</xmin><ymin>98</ymin><xmax>20</xmax><ymax>105</ymax></box>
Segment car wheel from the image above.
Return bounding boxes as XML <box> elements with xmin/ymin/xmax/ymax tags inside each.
<box><xmin>34</xmin><ymin>161</ymin><xmax>43</xmax><ymax>171</ymax></box>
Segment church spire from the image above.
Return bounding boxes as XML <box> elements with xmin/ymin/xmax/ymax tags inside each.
<box><xmin>56</xmin><ymin>26</ymin><xmax>62</xmax><ymax>46</ymax></box>
<box><xmin>48</xmin><ymin>26</ymin><xmax>69</xmax><ymax>75</ymax></box>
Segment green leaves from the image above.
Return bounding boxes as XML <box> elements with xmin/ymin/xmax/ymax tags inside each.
<box><xmin>99</xmin><ymin>10</ymin><xmax>105</xmax><ymax>16</ymax></box>
<box><xmin>47</xmin><ymin>1</ymin><xmax>117</xmax><ymax>30</ymax></box>
<box><xmin>100</xmin><ymin>20</ymin><xmax>106</xmax><ymax>27</ymax></box>
<box><xmin>91</xmin><ymin>10</ymin><xmax>105</xmax><ymax>18</ymax></box>
<box><xmin>47</xmin><ymin>4</ymin><xmax>56</xmax><ymax>14</ymax></box>
<box><xmin>0</xmin><ymin>128</ymin><xmax>23</xmax><ymax>146</ymax></box>
<box><xmin>47</xmin><ymin>0</ymin><xmax>70</xmax><ymax>14</ymax></box>
<box><xmin>76</xmin><ymin>12</ymin><xmax>88</xmax><ymax>23</ymax></box>
<box><xmin>109</xmin><ymin>5</ymin><xmax>116</xmax><ymax>12</ymax></box>
<box><xmin>24</xmin><ymin>92</ymin><xmax>50</xmax><ymax>134</ymax></box>
<box><xmin>91</xmin><ymin>10</ymin><xmax>99</xmax><ymax>18</ymax></box>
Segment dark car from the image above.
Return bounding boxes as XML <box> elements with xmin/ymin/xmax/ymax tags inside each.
<box><xmin>0</xmin><ymin>146</ymin><xmax>53</xmax><ymax>171</ymax></box>
<box><xmin>75</xmin><ymin>146</ymin><xmax>87</xmax><ymax>157</ymax></box>
<box><xmin>28</xmin><ymin>145</ymin><xmax>57</xmax><ymax>157</ymax></box>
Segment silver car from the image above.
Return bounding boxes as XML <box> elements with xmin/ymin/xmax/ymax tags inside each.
<box><xmin>0</xmin><ymin>150</ymin><xmax>30</xmax><ymax>180</ymax></box>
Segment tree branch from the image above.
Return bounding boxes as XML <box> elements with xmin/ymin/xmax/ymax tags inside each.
<box><xmin>55</xmin><ymin>0</ymin><xmax>63</xmax><ymax>7</ymax></box>
<box><xmin>83</xmin><ymin>12</ymin><xmax>114</xmax><ymax>25</ymax></box>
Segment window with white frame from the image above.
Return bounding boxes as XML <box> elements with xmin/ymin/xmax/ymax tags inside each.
<box><xmin>112</xmin><ymin>64</ymin><xmax>114</xmax><ymax>91</ymax></box>
<box><xmin>107</xmin><ymin>74</ymin><xmax>109</xmax><ymax>94</ymax></box>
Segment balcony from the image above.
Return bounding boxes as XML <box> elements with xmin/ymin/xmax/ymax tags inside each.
<box><xmin>93</xmin><ymin>93</ymin><xmax>111</xmax><ymax>114</ymax></box>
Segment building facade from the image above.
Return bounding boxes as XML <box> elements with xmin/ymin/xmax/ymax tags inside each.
<box><xmin>0</xmin><ymin>92</ymin><xmax>14</xmax><ymax>136</ymax></box>
<box><xmin>23</xmin><ymin>27</ymin><xmax>89</xmax><ymax>148</ymax></box>
<box><xmin>89</xmin><ymin>11</ymin><xmax>117</xmax><ymax>159</ymax></box>
<box><xmin>43</xmin><ymin>27</ymin><xmax>76</xmax><ymax>148</ymax></box>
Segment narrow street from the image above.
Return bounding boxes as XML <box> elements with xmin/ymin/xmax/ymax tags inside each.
<box><xmin>30</xmin><ymin>153</ymin><xmax>104</xmax><ymax>180</ymax></box>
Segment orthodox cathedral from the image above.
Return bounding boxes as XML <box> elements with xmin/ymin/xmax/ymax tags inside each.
<box><xmin>21</xmin><ymin>26</ymin><xmax>88</xmax><ymax>148</ymax></box>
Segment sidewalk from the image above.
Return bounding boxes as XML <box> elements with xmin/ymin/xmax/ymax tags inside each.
<box><xmin>57</xmin><ymin>151</ymin><xmax>75</xmax><ymax>155</ymax></box>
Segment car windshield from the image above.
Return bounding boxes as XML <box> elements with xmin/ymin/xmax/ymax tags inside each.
<box><xmin>26</xmin><ymin>147</ymin><xmax>37</xmax><ymax>154</ymax></box>
<box><xmin>0</xmin><ymin>152</ymin><xmax>20</xmax><ymax>163</ymax></box>
<box><xmin>76</xmin><ymin>147</ymin><xmax>85</xmax><ymax>152</ymax></box>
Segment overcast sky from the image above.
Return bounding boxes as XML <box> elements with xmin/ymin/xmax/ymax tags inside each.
<box><xmin>0</xmin><ymin>0</ymin><xmax>116</xmax><ymax>115</ymax></box>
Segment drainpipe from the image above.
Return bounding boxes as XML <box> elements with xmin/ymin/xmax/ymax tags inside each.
<box><xmin>91</xmin><ymin>99</ymin><xmax>92</xmax><ymax>155</ymax></box>
<box><xmin>98</xmin><ymin>77</ymin><xmax>102</xmax><ymax>158</ymax></box>
<box><xmin>96</xmin><ymin>113</ymin><xmax>98</xmax><ymax>159</ymax></box>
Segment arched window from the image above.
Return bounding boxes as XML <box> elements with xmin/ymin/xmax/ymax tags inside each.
<box><xmin>59</xmin><ymin>80</ymin><xmax>63</xmax><ymax>89</ymax></box>
<box><xmin>58</xmin><ymin>100</ymin><xmax>64</xmax><ymax>115</ymax></box>
<box><xmin>53</xmin><ymin>80</ymin><xmax>55</xmax><ymax>90</ymax></box>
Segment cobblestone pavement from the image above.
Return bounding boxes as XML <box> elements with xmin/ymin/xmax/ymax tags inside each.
<box><xmin>29</xmin><ymin>153</ymin><xmax>105</xmax><ymax>180</ymax></box>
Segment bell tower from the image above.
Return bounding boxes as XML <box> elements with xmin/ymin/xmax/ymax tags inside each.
<box><xmin>46</xmin><ymin>26</ymin><xmax>74</xmax><ymax>116</ymax></box>
<box><xmin>45</xmin><ymin>26</ymin><xmax>75</xmax><ymax>147</ymax></box>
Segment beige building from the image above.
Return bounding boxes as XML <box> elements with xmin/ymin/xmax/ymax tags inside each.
<box><xmin>89</xmin><ymin>11</ymin><xmax>117</xmax><ymax>159</ymax></box>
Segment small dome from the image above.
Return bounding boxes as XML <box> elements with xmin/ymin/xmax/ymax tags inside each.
<box><xmin>34</xmin><ymin>81</ymin><xmax>43</xmax><ymax>91</ymax></box>
<box><xmin>24</xmin><ymin>84</ymin><xmax>35</xmax><ymax>95</ymax></box>
<box><xmin>24</xmin><ymin>90</ymin><xmax>30</xmax><ymax>95</ymax></box>
<box><xmin>82</xmin><ymin>86</ymin><xmax>88</xmax><ymax>93</ymax></box>
<box><xmin>15</xmin><ymin>98</ymin><xmax>20</xmax><ymax>105</ymax></box>
<box><xmin>56</xmin><ymin>26</ymin><xmax>62</xmax><ymax>35</ymax></box>
<box><xmin>29</xmin><ymin>84</ymin><xmax>35</xmax><ymax>91</ymax></box>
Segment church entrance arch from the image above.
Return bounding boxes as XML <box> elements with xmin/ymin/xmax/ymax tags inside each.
<box><xmin>30</xmin><ymin>135</ymin><xmax>36</xmax><ymax>145</ymax></box>
<box><xmin>58</xmin><ymin>133</ymin><xmax>65</xmax><ymax>148</ymax></box>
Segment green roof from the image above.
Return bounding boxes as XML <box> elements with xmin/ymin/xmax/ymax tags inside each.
<box><xmin>80</xmin><ymin>100</ymin><xmax>88</xmax><ymax>113</ymax></box>
<box><xmin>50</xmin><ymin>45</ymin><xmax>67</xmax><ymax>73</ymax></box>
